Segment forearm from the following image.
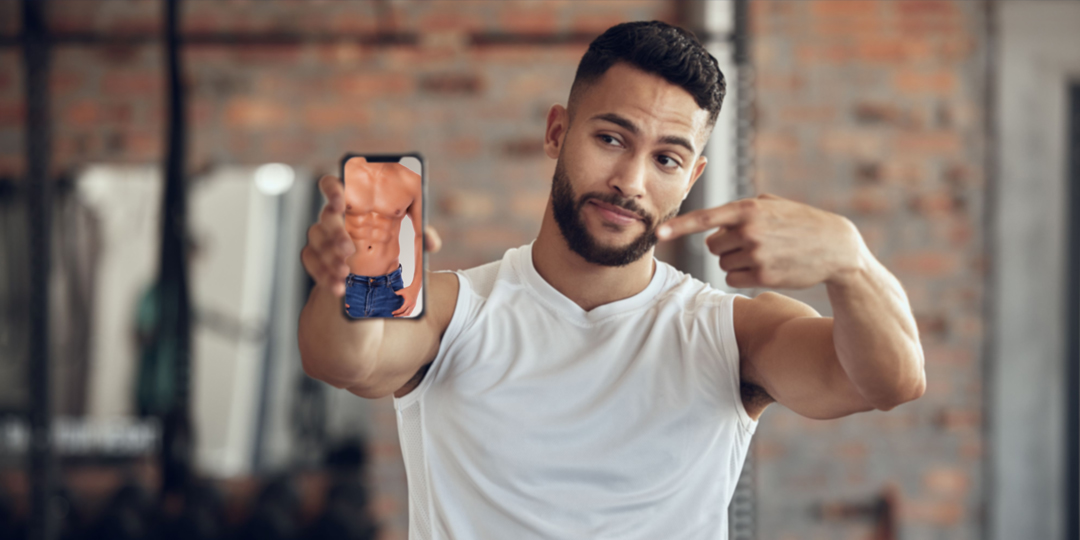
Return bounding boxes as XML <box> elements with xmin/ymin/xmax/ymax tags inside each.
<box><xmin>297</xmin><ymin>283</ymin><xmax>385</xmax><ymax>388</ymax></box>
<box><xmin>408</xmin><ymin>233</ymin><xmax>423</xmax><ymax>288</ymax></box>
<box><xmin>825</xmin><ymin>242</ymin><xmax>925</xmax><ymax>409</ymax></box>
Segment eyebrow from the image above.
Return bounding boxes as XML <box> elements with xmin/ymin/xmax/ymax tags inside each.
<box><xmin>589</xmin><ymin>112</ymin><xmax>697</xmax><ymax>156</ymax></box>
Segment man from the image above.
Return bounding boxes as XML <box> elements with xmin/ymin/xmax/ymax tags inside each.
<box><xmin>299</xmin><ymin>20</ymin><xmax>925</xmax><ymax>539</ymax></box>
<box><xmin>341</xmin><ymin>156</ymin><xmax>422</xmax><ymax>318</ymax></box>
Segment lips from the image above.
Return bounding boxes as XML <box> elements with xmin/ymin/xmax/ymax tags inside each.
<box><xmin>587</xmin><ymin>199</ymin><xmax>641</xmax><ymax>221</ymax></box>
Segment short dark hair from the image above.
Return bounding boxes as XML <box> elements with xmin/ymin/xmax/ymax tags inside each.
<box><xmin>568</xmin><ymin>21</ymin><xmax>725</xmax><ymax>133</ymax></box>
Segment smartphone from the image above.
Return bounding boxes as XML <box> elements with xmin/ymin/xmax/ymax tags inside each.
<box><xmin>339</xmin><ymin>152</ymin><xmax>426</xmax><ymax>319</ymax></box>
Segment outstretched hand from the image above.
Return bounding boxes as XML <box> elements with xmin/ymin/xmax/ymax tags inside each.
<box><xmin>655</xmin><ymin>194</ymin><xmax>867</xmax><ymax>289</ymax></box>
<box><xmin>301</xmin><ymin>175</ymin><xmax>443</xmax><ymax>298</ymax></box>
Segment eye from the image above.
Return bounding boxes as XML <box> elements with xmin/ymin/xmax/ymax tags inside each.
<box><xmin>598</xmin><ymin>134</ymin><xmax>622</xmax><ymax>147</ymax></box>
<box><xmin>656</xmin><ymin>155</ymin><xmax>681</xmax><ymax>169</ymax></box>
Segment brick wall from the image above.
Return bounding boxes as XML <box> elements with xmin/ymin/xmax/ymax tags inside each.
<box><xmin>751</xmin><ymin>1</ymin><xmax>986</xmax><ymax>538</ymax></box>
<box><xmin>1</xmin><ymin>0</ymin><xmax>991</xmax><ymax>538</ymax></box>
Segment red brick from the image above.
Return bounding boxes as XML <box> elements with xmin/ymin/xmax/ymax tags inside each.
<box><xmin>943</xmin><ymin>163</ymin><xmax>974</xmax><ymax>186</ymax></box>
<box><xmin>125</xmin><ymin>129</ymin><xmax>162</xmax><ymax>160</ymax></box>
<box><xmin>891</xmin><ymin>250</ymin><xmax>960</xmax><ymax>278</ymax></box>
<box><xmin>570</xmin><ymin>13</ymin><xmax>630</xmax><ymax>34</ymax></box>
<box><xmin>894</xmin><ymin>70</ymin><xmax>957</xmax><ymax>95</ymax></box>
<box><xmin>234</xmin><ymin>44</ymin><xmax>304</xmax><ymax>65</ymax></box>
<box><xmin>810</xmin><ymin>0</ymin><xmax>879</xmax><ymax>18</ymax></box>
<box><xmin>443</xmin><ymin>136</ymin><xmax>482</xmax><ymax>158</ymax></box>
<box><xmin>419</xmin><ymin>73</ymin><xmax>484</xmax><ymax>95</ymax></box>
<box><xmin>756</xmin><ymin>73</ymin><xmax>806</xmax><ymax>93</ymax></box>
<box><xmin>923</xmin><ymin>468</ymin><xmax>969</xmax><ymax>497</ymax></box>
<box><xmin>325</xmin><ymin>11</ymin><xmax>380</xmax><ymax>34</ymax></box>
<box><xmin>265</xmin><ymin>135</ymin><xmax>318</xmax><ymax>162</ymax></box>
<box><xmin>820</xmin><ymin>130</ymin><xmax>882</xmax><ymax>159</ymax></box>
<box><xmin>908</xmin><ymin>191</ymin><xmax>959</xmax><ymax>217</ymax></box>
<box><xmin>301</xmin><ymin>103</ymin><xmax>370</xmax><ymax>131</ymax></box>
<box><xmin>776</xmin><ymin>105</ymin><xmax>836</xmax><ymax>123</ymax></box>
<box><xmin>184</xmin><ymin>44</ymin><xmax>233</xmax><ymax>65</ymax></box>
<box><xmin>914</xmin><ymin>313</ymin><xmax>948</xmax><ymax>339</ymax></box>
<box><xmin>101</xmin><ymin>71</ymin><xmax>162</xmax><ymax>96</ymax></box>
<box><xmin>333</xmin><ymin>73</ymin><xmax>414</xmax><ymax>98</ymax></box>
<box><xmin>498</xmin><ymin>4</ymin><xmax>558</xmax><ymax>34</ymax></box>
<box><xmin>511</xmin><ymin>192</ymin><xmax>549</xmax><ymax>222</ymax></box>
<box><xmin>933</xmin><ymin>408</ymin><xmax>979</xmax><ymax>432</ymax></box>
<box><xmin>224</xmin><ymin>98</ymin><xmax>292</xmax><ymax>129</ymax></box>
<box><xmin>0</xmin><ymin>102</ymin><xmax>24</xmax><ymax>125</ymax></box>
<box><xmin>894</xmin><ymin>132</ymin><xmax>962</xmax><ymax>157</ymax></box>
<box><xmin>850</xmin><ymin>185</ymin><xmax>896</xmax><ymax>215</ymax></box>
<box><xmin>502</xmin><ymin>138</ymin><xmax>545</xmax><ymax>158</ymax></box>
<box><xmin>757</xmin><ymin>132</ymin><xmax>799</xmax><ymax>157</ymax></box>
<box><xmin>0</xmin><ymin>154</ymin><xmax>25</xmax><ymax>177</ymax></box>
<box><xmin>902</xmin><ymin>499</ymin><xmax>963</xmax><ymax>526</ymax></box>
<box><xmin>852</xmin><ymin>102</ymin><xmax>918</xmax><ymax>128</ymax></box>
<box><xmin>796</xmin><ymin>43</ymin><xmax>856</xmax><ymax>64</ymax></box>
<box><xmin>64</xmin><ymin>100</ymin><xmax>101</xmax><ymax>127</ymax></box>
<box><xmin>418</xmin><ymin>8</ymin><xmax>486</xmax><ymax>34</ymax></box>
<box><xmin>439</xmin><ymin>191</ymin><xmax>495</xmax><ymax>220</ymax></box>
<box><xmin>855</xmin><ymin>37</ymin><xmax>934</xmax><ymax>64</ymax></box>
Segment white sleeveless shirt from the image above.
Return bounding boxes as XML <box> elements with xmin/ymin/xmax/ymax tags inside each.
<box><xmin>393</xmin><ymin>242</ymin><xmax>757</xmax><ymax>540</ymax></box>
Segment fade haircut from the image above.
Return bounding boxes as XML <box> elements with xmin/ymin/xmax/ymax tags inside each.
<box><xmin>568</xmin><ymin>20</ymin><xmax>726</xmax><ymax>134</ymax></box>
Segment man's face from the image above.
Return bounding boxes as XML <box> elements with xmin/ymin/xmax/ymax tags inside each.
<box><xmin>546</xmin><ymin>62</ymin><xmax>710</xmax><ymax>267</ymax></box>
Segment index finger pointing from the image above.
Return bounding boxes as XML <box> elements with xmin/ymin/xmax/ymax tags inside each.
<box><xmin>656</xmin><ymin>203</ymin><xmax>746</xmax><ymax>241</ymax></box>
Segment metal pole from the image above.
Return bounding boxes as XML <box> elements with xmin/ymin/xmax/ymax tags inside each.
<box><xmin>22</xmin><ymin>0</ymin><xmax>57</xmax><ymax>538</ymax></box>
<box><xmin>729</xmin><ymin>2</ymin><xmax>757</xmax><ymax>539</ymax></box>
<box><xmin>158</xmin><ymin>0</ymin><xmax>194</xmax><ymax>496</ymax></box>
<box><xmin>1065</xmin><ymin>82</ymin><xmax>1080</xmax><ymax>540</ymax></box>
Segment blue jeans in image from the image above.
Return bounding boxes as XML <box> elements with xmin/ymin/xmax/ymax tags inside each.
<box><xmin>343</xmin><ymin>264</ymin><xmax>405</xmax><ymax>318</ymax></box>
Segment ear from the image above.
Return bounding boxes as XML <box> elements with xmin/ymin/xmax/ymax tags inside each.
<box><xmin>544</xmin><ymin>104</ymin><xmax>569</xmax><ymax>159</ymax></box>
<box><xmin>684</xmin><ymin>155</ymin><xmax>708</xmax><ymax>199</ymax></box>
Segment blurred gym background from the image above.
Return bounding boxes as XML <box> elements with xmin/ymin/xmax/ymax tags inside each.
<box><xmin>0</xmin><ymin>1</ymin><xmax>1077</xmax><ymax>539</ymax></box>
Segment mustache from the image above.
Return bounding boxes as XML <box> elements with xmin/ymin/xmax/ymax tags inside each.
<box><xmin>578</xmin><ymin>192</ymin><xmax>655</xmax><ymax>227</ymax></box>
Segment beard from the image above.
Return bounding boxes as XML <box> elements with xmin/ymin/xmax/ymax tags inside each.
<box><xmin>550</xmin><ymin>159</ymin><xmax>679</xmax><ymax>267</ymax></box>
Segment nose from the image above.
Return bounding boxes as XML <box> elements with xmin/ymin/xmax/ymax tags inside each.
<box><xmin>608</xmin><ymin>154</ymin><xmax>648</xmax><ymax>199</ymax></box>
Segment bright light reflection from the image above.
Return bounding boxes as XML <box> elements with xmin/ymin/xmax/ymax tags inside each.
<box><xmin>254</xmin><ymin>163</ymin><xmax>295</xmax><ymax>195</ymax></box>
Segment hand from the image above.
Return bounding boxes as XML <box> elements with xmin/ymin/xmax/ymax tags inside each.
<box><xmin>301</xmin><ymin>176</ymin><xmax>445</xmax><ymax>299</ymax></box>
<box><xmin>301</xmin><ymin>175</ymin><xmax>356</xmax><ymax>297</ymax></box>
<box><xmin>655</xmin><ymin>194</ymin><xmax>867</xmax><ymax>289</ymax></box>
<box><xmin>392</xmin><ymin>284</ymin><xmax>421</xmax><ymax>317</ymax></box>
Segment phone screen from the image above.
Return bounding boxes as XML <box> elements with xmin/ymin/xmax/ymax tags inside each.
<box><xmin>339</xmin><ymin>153</ymin><xmax>425</xmax><ymax>319</ymax></box>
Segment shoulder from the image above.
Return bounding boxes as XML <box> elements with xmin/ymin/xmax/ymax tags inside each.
<box><xmin>425</xmin><ymin>271</ymin><xmax>460</xmax><ymax>334</ymax></box>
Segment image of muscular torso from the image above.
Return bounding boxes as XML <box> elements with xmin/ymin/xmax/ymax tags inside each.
<box><xmin>342</xmin><ymin>157</ymin><xmax>422</xmax><ymax>278</ymax></box>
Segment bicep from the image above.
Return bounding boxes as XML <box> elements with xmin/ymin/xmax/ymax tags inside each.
<box><xmin>347</xmin><ymin>271</ymin><xmax>458</xmax><ymax>398</ymax></box>
<box><xmin>735</xmin><ymin>293</ymin><xmax>874</xmax><ymax>420</ymax></box>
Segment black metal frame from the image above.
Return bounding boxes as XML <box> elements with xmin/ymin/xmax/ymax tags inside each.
<box><xmin>1066</xmin><ymin>81</ymin><xmax>1080</xmax><ymax>540</ymax></box>
<box><xmin>22</xmin><ymin>0</ymin><xmax>55</xmax><ymax>538</ymax></box>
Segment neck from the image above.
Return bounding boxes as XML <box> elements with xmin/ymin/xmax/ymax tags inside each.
<box><xmin>532</xmin><ymin>201</ymin><xmax>657</xmax><ymax>312</ymax></box>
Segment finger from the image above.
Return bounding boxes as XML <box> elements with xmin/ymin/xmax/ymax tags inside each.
<box><xmin>301</xmin><ymin>245</ymin><xmax>348</xmax><ymax>297</ymax></box>
<box><xmin>718</xmin><ymin>249</ymin><xmax>755</xmax><ymax>273</ymax></box>
<box><xmin>312</xmin><ymin>217</ymin><xmax>354</xmax><ymax>260</ymax></box>
<box><xmin>704</xmin><ymin>227</ymin><xmax>743</xmax><ymax>257</ymax></box>
<box><xmin>318</xmin><ymin>175</ymin><xmax>346</xmax><ymax>214</ymax></box>
<box><xmin>310</xmin><ymin>224</ymin><xmax>353</xmax><ymax>272</ymax></box>
<box><xmin>392</xmin><ymin>300</ymin><xmax>412</xmax><ymax>317</ymax></box>
<box><xmin>656</xmin><ymin>202</ymin><xmax>748</xmax><ymax>241</ymax></box>
<box><xmin>424</xmin><ymin>226</ymin><xmax>442</xmax><ymax>253</ymax></box>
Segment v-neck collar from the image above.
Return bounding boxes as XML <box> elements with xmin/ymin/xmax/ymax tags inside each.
<box><xmin>513</xmin><ymin>241</ymin><xmax>668</xmax><ymax>326</ymax></box>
